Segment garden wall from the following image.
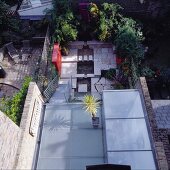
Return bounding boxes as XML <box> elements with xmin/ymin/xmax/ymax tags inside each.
<box><xmin>136</xmin><ymin>77</ymin><xmax>169</xmax><ymax>170</ymax></box>
<box><xmin>14</xmin><ymin>82</ymin><xmax>44</xmax><ymax>169</ymax></box>
<box><xmin>0</xmin><ymin>82</ymin><xmax>44</xmax><ymax>169</ymax></box>
<box><xmin>0</xmin><ymin>111</ymin><xmax>20</xmax><ymax>169</ymax></box>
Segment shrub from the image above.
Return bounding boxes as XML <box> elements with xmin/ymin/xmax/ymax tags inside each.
<box><xmin>105</xmin><ymin>68</ymin><xmax>116</xmax><ymax>80</ymax></box>
<box><xmin>0</xmin><ymin>76</ymin><xmax>32</xmax><ymax>125</ymax></box>
<box><xmin>115</xmin><ymin>18</ymin><xmax>144</xmax><ymax>61</ymax></box>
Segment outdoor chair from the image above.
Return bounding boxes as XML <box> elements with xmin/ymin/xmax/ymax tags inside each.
<box><xmin>6</xmin><ymin>42</ymin><xmax>20</xmax><ymax>64</ymax></box>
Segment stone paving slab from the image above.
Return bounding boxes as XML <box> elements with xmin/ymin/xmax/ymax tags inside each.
<box><xmin>152</xmin><ymin>100</ymin><xmax>170</xmax><ymax>128</ymax></box>
<box><xmin>0</xmin><ymin>48</ymin><xmax>42</xmax><ymax>97</ymax></box>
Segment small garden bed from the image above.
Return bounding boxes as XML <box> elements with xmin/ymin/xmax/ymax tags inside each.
<box><xmin>0</xmin><ymin>76</ymin><xmax>32</xmax><ymax>125</ymax></box>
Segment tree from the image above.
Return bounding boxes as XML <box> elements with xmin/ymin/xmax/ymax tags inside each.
<box><xmin>53</xmin><ymin>10</ymin><xmax>78</xmax><ymax>45</ymax></box>
<box><xmin>99</xmin><ymin>3</ymin><xmax>123</xmax><ymax>40</ymax></box>
<box><xmin>50</xmin><ymin>0</ymin><xmax>78</xmax><ymax>48</ymax></box>
<box><xmin>114</xmin><ymin>18</ymin><xmax>144</xmax><ymax>61</ymax></box>
<box><xmin>83</xmin><ymin>95</ymin><xmax>99</xmax><ymax>118</ymax></box>
<box><xmin>0</xmin><ymin>0</ymin><xmax>19</xmax><ymax>45</ymax></box>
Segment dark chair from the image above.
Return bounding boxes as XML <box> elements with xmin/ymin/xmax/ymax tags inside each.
<box><xmin>5</xmin><ymin>42</ymin><xmax>20</xmax><ymax>64</ymax></box>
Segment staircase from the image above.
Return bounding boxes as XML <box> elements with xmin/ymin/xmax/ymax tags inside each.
<box><xmin>48</xmin><ymin>79</ymin><xmax>72</xmax><ymax>104</ymax></box>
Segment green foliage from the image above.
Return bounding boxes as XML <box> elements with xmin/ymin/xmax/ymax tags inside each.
<box><xmin>140</xmin><ymin>66</ymin><xmax>155</xmax><ymax>78</ymax></box>
<box><xmin>83</xmin><ymin>95</ymin><xmax>100</xmax><ymax>118</ymax></box>
<box><xmin>0</xmin><ymin>0</ymin><xmax>19</xmax><ymax>45</ymax></box>
<box><xmin>115</xmin><ymin>18</ymin><xmax>144</xmax><ymax>62</ymax></box>
<box><xmin>105</xmin><ymin>68</ymin><xmax>116</xmax><ymax>80</ymax></box>
<box><xmin>51</xmin><ymin>0</ymin><xmax>78</xmax><ymax>48</ymax></box>
<box><xmin>0</xmin><ymin>1</ymin><xmax>19</xmax><ymax>32</ymax></box>
<box><xmin>89</xmin><ymin>3</ymin><xmax>99</xmax><ymax>18</ymax></box>
<box><xmin>0</xmin><ymin>76</ymin><xmax>32</xmax><ymax>125</ymax></box>
<box><xmin>88</xmin><ymin>3</ymin><xmax>123</xmax><ymax>41</ymax></box>
<box><xmin>98</xmin><ymin>3</ymin><xmax>123</xmax><ymax>41</ymax></box>
<box><xmin>52</xmin><ymin>0</ymin><xmax>70</xmax><ymax>17</ymax></box>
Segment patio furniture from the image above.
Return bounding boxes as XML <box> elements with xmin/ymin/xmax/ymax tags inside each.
<box><xmin>84</xmin><ymin>55</ymin><xmax>88</xmax><ymax>61</ymax></box>
<box><xmin>6</xmin><ymin>42</ymin><xmax>20</xmax><ymax>63</ymax></box>
<box><xmin>89</xmin><ymin>55</ymin><xmax>93</xmax><ymax>61</ymax></box>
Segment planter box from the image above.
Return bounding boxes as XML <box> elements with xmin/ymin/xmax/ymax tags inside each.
<box><xmin>92</xmin><ymin>117</ymin><xmax>99</xmax><ymax>128</ymax></box>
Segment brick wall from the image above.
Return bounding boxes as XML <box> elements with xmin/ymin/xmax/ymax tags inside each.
<box><xmin>14</xmin><ymin>82</ymin><xmax>44</xmax><ymax>169</ymax></box>
<box><xmin>136</xmin><ymin>77</ymin><xmax>169</xmax><ymax>170</ymax></box>
<box><xmin>0</xmin><ymin>111</ymin><xmax>20</xmax><ymax>170</ymax></box>
<box><xmin>0</xmin><ymin>82</ymin><xmax>44</xmax><ymax>170</ymax></box>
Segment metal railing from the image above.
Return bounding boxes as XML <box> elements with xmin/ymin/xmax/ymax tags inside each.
<box><xmin>43</xmin><ymin>75</ymin><xmax>58</xmax><ymax>102</ymax></box>
<box><xmin>36</xmin><ymin>26</ymin><xmax>54</xmax><ymax>92</ymax></box>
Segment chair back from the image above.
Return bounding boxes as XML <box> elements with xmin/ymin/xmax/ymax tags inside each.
<box><xmin>6</xmin><ymin>42</ymin><xmax>17</xmax><ymax>54</ymax></box>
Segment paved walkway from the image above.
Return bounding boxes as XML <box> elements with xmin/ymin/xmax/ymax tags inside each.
<box><xmin>152</xmin><ymin>100</ymin><xmax>170</xmax><ymax>128</ymax></box>
<box><xmin>0</xmin><ymin>48</ymin><xmax>42</xmax><ymax>97</ymax></box>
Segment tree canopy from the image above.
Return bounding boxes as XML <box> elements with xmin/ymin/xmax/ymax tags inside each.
<box><xmin>115</xmin><ymin>18</ymin><xmax>144</xmax><ymax>61</ymax></box>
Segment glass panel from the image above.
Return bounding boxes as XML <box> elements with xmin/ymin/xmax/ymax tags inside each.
<box><xmin>103</xmin><ymin>91</ymin><xmax>144</xmax><ymax>118</ymax></box>
<box><xmin>37</xmin><ymin>104</ymin><xmax>104</xmax><ymax>170</ymax></box>
<box><xmin>105</xmin><ymin>119</ymin><xmax>151</xmax><ymax>150</ymax></box>
<box><xmin>108</xmin><ymin>151</ymin><xmax>156</xmax><ymax>170</ymax></box>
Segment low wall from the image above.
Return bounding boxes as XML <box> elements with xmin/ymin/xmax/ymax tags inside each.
<box><xmin>14</xmin><ymin>82</ymin><xmax>44</xmax><ymax>169</ymax></box>
<box><xmin>0</xmin><ymin>82</ymin><xmax>44</xmax><ymax>169</ymax></box>
<box><xmin>136</xmin><ymin>77</ymin><xmax>169</xmax><ymax>170</ymax></box>
<box><xmin>0</xmin><ymin>111</ymin><xmax>20</xmax><ymax>169</ymax></box>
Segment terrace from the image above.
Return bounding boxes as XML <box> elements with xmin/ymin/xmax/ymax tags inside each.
<box><xmin>35</xmin><ymin>41</ymin><xmax>157</xmax><ymax>170</ymax></box>
<box><xmin>60</xmin><ymin>41</ymin><xmax>116</xmax><ymax>100</ymax></box>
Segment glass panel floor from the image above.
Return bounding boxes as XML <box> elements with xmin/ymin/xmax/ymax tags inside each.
<box><xmin>36</xmin><ymin>104</ymin><xmax>104</xmax><ymax>170</ymax></box>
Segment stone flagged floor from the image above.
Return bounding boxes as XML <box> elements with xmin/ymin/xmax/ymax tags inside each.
<box><xmin>60</xmin><ymin>41</ymin><xmax>117</xmax><ymax>100</ymax></box>
<box><xmin>0</xmin><ymin>48</ymin><xmax>42</xmax><ymax>97</ymax></box>
<box><xmin>152</xmin><ymin>100</ymin><xmax>170</xmax><ymax>128</ymax></box>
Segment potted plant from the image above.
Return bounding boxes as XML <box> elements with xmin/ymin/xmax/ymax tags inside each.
<box><xmin>83</xmin><ymin>95</ymin><xmax>100</xmax><ymax>128</ymax></box>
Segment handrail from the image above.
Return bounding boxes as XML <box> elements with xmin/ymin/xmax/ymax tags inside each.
<box><xmin>43</xmin><ymin>75</ymin><xmax>58</xmax><ymax>102</ymax></box>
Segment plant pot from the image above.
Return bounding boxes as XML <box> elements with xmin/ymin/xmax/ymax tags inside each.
<box><xmin>92</xmin><ymin>117</ymin><xmax>99</xmax><ymax>128</ymax></box>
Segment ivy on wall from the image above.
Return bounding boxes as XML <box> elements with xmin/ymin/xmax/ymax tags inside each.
<box><xmin>0</xmin><ymin>77</ymin><xmax>32</xmax><ymax>125</ymax></box>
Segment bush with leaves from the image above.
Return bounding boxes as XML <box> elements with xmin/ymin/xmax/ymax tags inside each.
<box><xmin>140</xmin><ymin>66</ymin><xmax>155</xmax><ymax>78</ymax></box>
<box><xmin>105</xmin><ymin>68</ymin><xmax>116</xmax><ymax>80</ymax></box>
<box><xmin>115</xmin><ymin>18</ymin><xmax>144</xmax><ymax>61</ymax></box>
<box><xmin>83</xmin><ymin>95</ymin><xmax>100</xmax><ymax>118</ymax></box>
<box><xmin>0</xmin><ymin>76</ymin><xmax>32</xmax><ymax>125</ymax></box>
<box><xmin>0</xmin><ymin>0</ymin><xmax>19</xmax><ymax>46</ymax></box>
<box><xmin>98</xmin><ymin>3</ymin><xmax>123</xmax><ymax>41</ymax></box>
<box><xmin>51</xmin><ymin>0</ymin><xmax>78</xmax><ymax>48</ymax></box>
<box><xmin>88</xmin><ymin>3</ymin><xmax>123</xmax><ymax>41</ymax></box>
